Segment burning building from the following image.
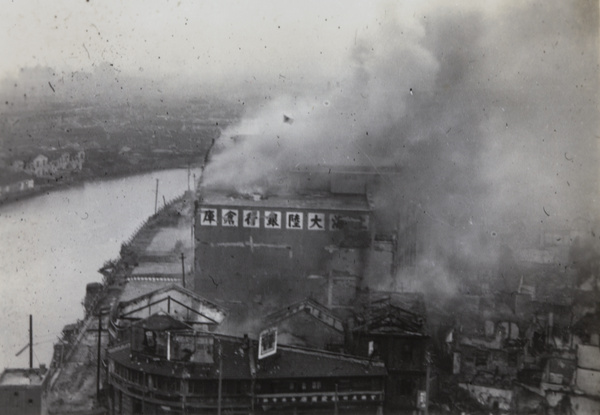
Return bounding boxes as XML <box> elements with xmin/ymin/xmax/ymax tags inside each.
<box><xmin>193</xmin><ymin>165</ymin><xmax>417</xmax><ymax>319</ymax></box>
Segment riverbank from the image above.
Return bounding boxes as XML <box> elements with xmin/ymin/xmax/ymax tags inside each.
<box><xmin>45</xmin><ymin>191</ymin><xmax>197</xmax><ymax>414</ymax></box>
<box><xmin>0</xmin><ymin>151</ymin><xmax>205</xmax><ymax>208</ymax></box>
<box><xmin>0</xmin><ymin>168</ymin><xmax>201</xmax><ymax>372</ymax></box>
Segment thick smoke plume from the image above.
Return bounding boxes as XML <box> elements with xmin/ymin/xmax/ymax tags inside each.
<box><xmin>204</xmin><ymin>1</ymin><xmax>599</xmax><ymax>298</ymax></box>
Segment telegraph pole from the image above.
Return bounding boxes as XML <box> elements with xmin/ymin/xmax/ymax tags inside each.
<box><xmin>29</xmin><ymin>315</ymin><xmax>33</xmax><ymax>369</ymax></box>
<box><xmin>217</xmin><ymin>342</ymin><xmax>223</xmax><ymax>415</ymax></box>
<box><xmin>97</xmin><ymin>313</ymin><xmax>102</xmax><ymax>400</ymax></box>
<box><xmin>180</xmin><ymin>253</ymin><xmax>186</xmax><ymax>289</ymax></box>
<box><xmin>425</xmin><ymin>351</ymin><xmax>431</xmax><ymax>415</ymax></box>
<box><xmin>154</xmin><ymin>179</ymin><xmax>159</xmax><ymax>214</ymax></box>
<box><xmin>334</xmin><ymin>383</ymin><xmax>339</xmax><ymax>415</ymax></box>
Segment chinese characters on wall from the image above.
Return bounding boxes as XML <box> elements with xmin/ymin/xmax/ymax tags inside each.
<box><xmin>198</xmin><ymin>207</ymin><xmax>368</xmax><ymax>231</ymax></box>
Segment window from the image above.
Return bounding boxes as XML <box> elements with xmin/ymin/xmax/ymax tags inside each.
<box><xmin>311</xmin><ymin>381</ymin><xmax>322</xmax><ymax>390</ymax></box>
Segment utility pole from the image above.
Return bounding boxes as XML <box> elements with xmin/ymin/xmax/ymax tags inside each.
<box><xmin>187</xmin><ymin>163</ymin><xmax>191</xmax><ymax>192</ymax></box>
<box><xmin>29</xmin><ymin>315</ymin><xmax>33</xmax><ymax>369</ymax></box>
<box><xmin>180</xmin><ymin>253</ymin><xmax>186</xmax><ymax>289</ymax></box>
<box><xmin>217</xmin><ymin>342</ymin><xmax>223</xmax><ymax>415</ymax></box>
<box><xmin>424</xmin><ymin>351</ymin><xmax>431</xmax><ymax>415</ymax></box>
<box><xmin>154</xmin><ymin>179</ymin><xmax>159</xmax><ymax>214</ymax></box>
<box><xmin>334</xmin><ymin>383</ymin><xmax>339</xmax><ymax>415</ymax></box>
<box><xmin>97</xmin><ymin>313</ymin><xmax>102</xmax><ymax>400</ymax></box>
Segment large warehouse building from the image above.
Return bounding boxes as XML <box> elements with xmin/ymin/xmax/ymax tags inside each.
<box><xmin>193</xmin><ymin>166</ymin><xmax>416</xmax><ymax>317</ymax></box>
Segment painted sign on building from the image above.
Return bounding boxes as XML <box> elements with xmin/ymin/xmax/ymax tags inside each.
<box><xmin>264</xmin><ymin>211</ymin><xmax>282</xmax><ymax>229</ymax></box>
<box><xmin>221</xmin><ymin>209</ymin><xmax>239</xmax><ymax>227</ymax></box>
<box><xmin>330</xmin><ymin>214</ymin><xmax>369</xmax><ymax>231</ymax></box>
<box><xmin>199</xmin><ymin>206</ymin><xmax>369</xmax><ymax>231</ymax></box>
<box><xmin>200</xmin><ymin>208</ymin><xmax>218</xmax><ymax>226</ymax></box>
<box><xmin>259</xmin><ymin>327</ymin><xmax>278</xmax><ymax>360</ymax></box>
<box><xmin>286</xmin><ymin>212</ymin><xmax>303</xmax><ymax>230</ymax></box>
<box><xmin>243</xmin><ymin>210</ymin><xmax>260</xmax><ymax>228</ymax></box>
<box><xmin>307</xmin><ymin>213</ymin><xmax>325</xmax><ymax>230</ymax></box>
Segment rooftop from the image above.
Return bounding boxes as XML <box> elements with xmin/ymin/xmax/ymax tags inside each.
<box><xmin>353</xmin><ymin>291</ymin><xmax>428</xmax><ymax>336</ymax></box>
<box><xmin>0</xmin><ymin>368</ymin><xmax>47</xmax><ymax>387</ymax></box>
<box><xmin>119</xmin><ymin>280</ymin><xmax>177</xmax><ymax>303</ymax></box>
<box><xmin>109</xmin><ymin>335</ymin><xmax>386</xmax><ymax>380</ymax></box>
<box><xmin>199</xmin><ymin>190</ymin><xmax>371</xmax><ymax>212</ymax></box>
<box><xmin>131</xmin><ymin>262</ymin><xmax>191</xmax><ymax>277</ymax></box>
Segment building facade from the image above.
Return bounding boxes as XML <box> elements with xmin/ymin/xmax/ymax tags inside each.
<box><xmin>107</xmin><ymin>314</ymin><xmax>386</xmax><ymax>415</ymax></box>
<box><xmin>0</xmin><ymin>367</ymin><xmax>49</xmax><ymax>415</ymax></box>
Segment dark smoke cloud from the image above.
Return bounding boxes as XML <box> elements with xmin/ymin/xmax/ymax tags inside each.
<box><xmin>204</xmin><ymin>1</ymin><xmax>599</xmax><ymax>297</ymax></box>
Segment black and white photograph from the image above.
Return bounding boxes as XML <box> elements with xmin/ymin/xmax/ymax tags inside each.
<box><xmin>0</xmin><ymin>1</ymin><xmax>598</xmax><ymax>414</ymax></box>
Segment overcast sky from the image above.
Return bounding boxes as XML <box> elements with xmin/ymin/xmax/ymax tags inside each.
<box><xmin>2</xmin><ymin>0</ymin><xmax>599</xmax><ymax>250</ymax></box>
<box><xmin>1</xmin><ymin>0</ymin><xmax>385</xmax><ymax>85</ymax></box>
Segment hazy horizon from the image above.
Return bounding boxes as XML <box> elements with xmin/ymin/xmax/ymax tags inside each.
<box><xmin>2</xmin><ymin>0</ymin><xmax>599</xmax><ymax>296</ymax></box>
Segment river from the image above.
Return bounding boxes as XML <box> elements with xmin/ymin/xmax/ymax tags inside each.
<box><xmin>0</xmin><ymin>168</ymin><xmax>200</xmax><ymax>370</ymax></box>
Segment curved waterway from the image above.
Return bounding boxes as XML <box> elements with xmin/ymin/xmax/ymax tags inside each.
<box><xmin>0</xmin><ymin>168</ymin><xmax>200</xmax><ymax>370</ymax></box>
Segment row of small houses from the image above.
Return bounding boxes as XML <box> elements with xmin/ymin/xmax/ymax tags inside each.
<box><xmin>0</xmin><ymin>172</ymin><xmax>34</xmax><ymax>198</ymax></box>
<box><xmin>10</xmin><ymin>150</ymin><xmax>86</xmax><ymax>178</ymax></box>
<box><xmin>0</xmin><ymin>150</ymin><xmax>86</xmax><ymax>198</ymax></box>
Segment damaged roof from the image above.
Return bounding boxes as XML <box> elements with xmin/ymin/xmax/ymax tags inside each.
<box><xmin>117</xmin><ymin>283</ymin><xmax>226</xmax><ymax>325</ymax></box>
<box><xmin>263</xmin><ymin>298</ymin><xmax>344</xmax><ymax>332</ymax></box>
<box><xmin>353</xmin><ymin>291</ymin><xmax>428</xmax><ymax>336</ymax></box>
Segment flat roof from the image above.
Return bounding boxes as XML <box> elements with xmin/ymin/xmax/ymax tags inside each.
<box><xmin>0</xmin><ymin>369</ymin><xmax>46</xmax><ymax>386</ymax></box>
<box><xmin>199</xmin><ymin>191</ymin><xmax>371</xmax><ymax>212</ymax></box>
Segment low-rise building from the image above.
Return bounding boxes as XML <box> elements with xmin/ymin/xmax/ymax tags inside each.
<box><xmin>0</xmin><ymin>367</ymin><xmax>49</xmax><ymax>415</ymax></box>
<box><xmin>106</xmin><ymin>313</ymin><xmax>387</xmax><ymax>414</ymax></box>
<box><xmin>0</xmin><ymin>172</ymin><xmax>34</xmax><ymax>198</ymax></box>
<box><xmin>261</xmin><ymin>297</ymin><xmax>346</xmax><ymax>352</ymax></box>
<box><xmin>109</xmin><ymin>284</ymin><xmax>227</xmax><ymax>344</ymax></box>
<box><xmin>573</xmin><ymin>344</ymin><xmax>600</xmax><ymax>414</ymax></box>
<box><xmin>350</xmin><ymin>291</ymin><xmax>430</xmax><ymax>411</ymax></box>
